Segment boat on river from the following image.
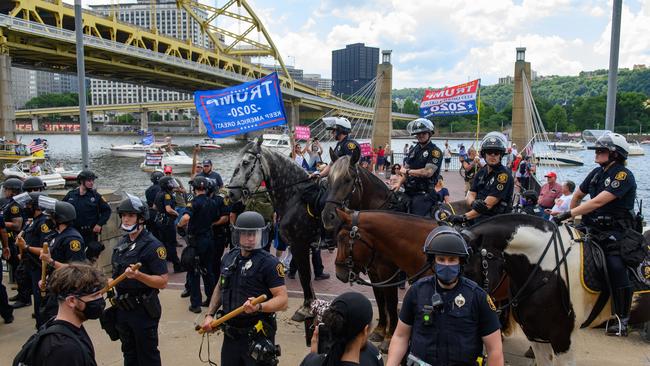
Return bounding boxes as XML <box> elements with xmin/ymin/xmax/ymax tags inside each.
<box><xmin>199</xmin><ymin>138</ymin><xmax>222</xmax><ymax>150</ymax></box>
<box><xmin>2</xmin><ymin>157</ymin><xmax>67</xmax><ymax>188</ymax></box>
<box><xmin>534</xmin><ymin>151</ymin><xmax>584</xmax><ymax>166</ymax></box>
<box><xmin>549</xmin><ymin>140</ymin><xmax>586</xmax><ymax>151</ymax></box>
<box><xmin>261</xmin><ymin>134</ymin><xmax>291</xmax><ymax>156</ymax></box>
<box><xmin>628</xmin><ymin>141</ymin><xmax>645</xmax><ymax>156</ymax></box>
<box><xmin>139</xmin><ymin>149</ymin><xmax>194</xmax><ymax>174</ymax></box>
<box><xmin>0</xmin><ymin>139</ymin><xmax>34</xmax><ymax>162</ymax></box>
<box><xmin>108</xmin><ymin>135</ymin><xmax>178</xmax><ymax>158</ymax></box>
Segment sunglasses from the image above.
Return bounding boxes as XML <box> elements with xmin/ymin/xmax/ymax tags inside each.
<box><xmin>595</xmin><ymin>148</ymin><xmax>609</xmax><ymax>154</ymax></box>
<box><xmin>484</xmin><ymin>151</ymin><xmax>501</xmax><ymax>156</ymax></box>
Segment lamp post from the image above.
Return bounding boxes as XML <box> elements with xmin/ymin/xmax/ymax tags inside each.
<box><xmin>75</xmin><ymin>0</ymin><xmax>89</xmax><ymax>169</ymax></box>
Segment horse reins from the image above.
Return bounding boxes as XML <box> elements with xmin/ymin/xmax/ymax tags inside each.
<box><xmin>325</xmin><ymin>165</ymin><xmax>364</xmax><ymax>208</ymax></box>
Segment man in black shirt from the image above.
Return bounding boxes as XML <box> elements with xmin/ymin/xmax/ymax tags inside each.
<box><xmin>26</xmin><ymin>263</ymin><xmax>107</xmax><ymax>366</ymax></box>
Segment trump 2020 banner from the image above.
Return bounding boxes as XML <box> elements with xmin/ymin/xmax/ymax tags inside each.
<box><xmin>194</xmin><ymin>72</ymin><xmax>287</xmax><ymax>138</ymax></box>
<box><xmin>419</xmin><ymin>79</ymin><xmax>480</xmax><ymax>117</ymax></box>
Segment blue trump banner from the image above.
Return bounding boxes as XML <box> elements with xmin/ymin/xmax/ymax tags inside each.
<box><xmin>194</xmin><ymin>73</ymin><xmax>287</xmax><ymax>138</ymax></box>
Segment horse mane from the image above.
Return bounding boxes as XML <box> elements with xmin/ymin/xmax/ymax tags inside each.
<box><xmin>329</xmin><ymin>155</ymin><xmax>390</xmax><ymax>193</ymax></box>
<box><xmin>239</xmin><ymin>141</ymin><xmax>309</xmax><ymax>180</ymax></box>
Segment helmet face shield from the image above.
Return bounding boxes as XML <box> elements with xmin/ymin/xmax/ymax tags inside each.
<box><xmin>13</xmin><ymin>192</ymin><xmax>32</xmax><ymax>208</ymax></box>
<box><xmin>406</xmin><ymin>118</ymin><xmax>434</xmax><ymax>135</ymax></box>
<box><xmin>231</xmin><ymin>226</ymin><xmax>268</xmax><ymax>251</ymax></box>
<box><xmin>38</xmin><ymin>195</ymin><xmax>57</xmax><ymax>213</ymax></box>
<box><xmin>126</xmin><ymin>193</ymin><xmax>145</xmax><ymax>212</ymax></box>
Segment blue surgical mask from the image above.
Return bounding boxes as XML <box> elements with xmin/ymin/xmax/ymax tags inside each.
<box><xmin>435</xmin><ymin>263</ymin><xmax>461</xmax><ymax>284</ymax></box>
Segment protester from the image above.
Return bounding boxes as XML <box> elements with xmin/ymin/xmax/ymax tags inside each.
<box><xmin>443</xmin><ymin>143</ymin><xmax>452</xmax><ymax>172</ymax></box>
<box><xmin>547</xmin><ymin>180</ymin><xmax>575</xmax><ymax>219</ymax></box>
<box><xmin>434</xmin><ymin>176</ymin><xmax>450</xmax><ymax>204</ymax></box>
<box><xmin>538</xmin><ymin>172</ymin><xmax>563</xmax><ymax>219</ymax></box>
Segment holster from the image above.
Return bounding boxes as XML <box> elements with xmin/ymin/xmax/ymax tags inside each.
<box><xmin>141</xmin><ymin>291</ymin><xmax>161</xmax><ymax>319</ymax></box>
<box><xmin>100</xmin><ymin>306</ymin><xmax>120</xmax><ymax>341</ymax></box>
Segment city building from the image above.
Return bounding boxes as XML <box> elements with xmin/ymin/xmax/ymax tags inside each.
<box><xmin>498</xmin><ymin>76</ymin><xmax>514</xmax><ymax>85</ymax></box>
<box><xmin>302</xmin><ymin>73</ymin><xmax>332</xmax><ymax>92</ymax></box>
<box><xmin>332</xmin><ymin>43</ymin><xmax>379</xmax><ymax>96</ymax></box>
<box><xmin>260</xmin><ymin>64</ymin><xmax>304</xmax><ymax>81</ymax></box>
<box><xmin>11</xmin><ymin>68</ymin><xmax>79</xmax><ymax>109</ymax></box>
<box><xmin>88</xmin><ymin>0</ymin><xmax>212</xmax><ymax>121</ymax></box>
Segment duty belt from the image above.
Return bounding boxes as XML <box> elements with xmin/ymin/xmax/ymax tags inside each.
<box><xmin>406</xmin><ymin>354</ymin><xmax>432</xmax><ymax>366</ymax></box>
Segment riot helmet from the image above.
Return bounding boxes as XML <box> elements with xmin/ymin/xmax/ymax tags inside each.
<box><xmin>51</xmin><ymin>201</ymin><xmax>77</xmax><ymax>225</ymax></box>
<box><xmin>3</xmin><ymin>177</ymin><xmax>23</xmax><ymax>194</ymax></box>
<box><xmin>159</xmin><ymin>176</ymin><xmax>179</xmax><ymax>191</ymax></box>
<box><xmin>117</xmin><ymin>193</ymin><xmax>149</xmax><ymax>221</ymax></box>
<box><xmin>587</xmin><ymin>132</ymin><xmax>629</xmax><ymax>160</ymax></box>
<box><xmin>479</xmin><ymin>132</ymin><xmax>508</xmax><ymax>160</ymax></box>
<box><xmin>423</xmin><ymin>226</ymin><xmax>469</xmax><ymax>261</ymax></box>
<box><xmin>191</xmin><ymin>176</ymin><xmax>209</xmax><ymax>191</ymax></box>
<box><xmin>77</xmin><ymin>170</ymin><xmax>97</xmax><ymax>184</ymax></box>
<box><xmin>231</xmin><ymin>211</ymin><xmax>269</xmax><ymax>251</ymax></box>
<box><xmin>406</xmin><ymin>118</ymin><xmax>435</xmax><ymax>136</ymax></box>
<box><xmin>22</xmin><ymin>176</ymin><xmax>46</xmax><ymax>192</ymax></box>
<box><xmin>150</xmin><ymin>171</ymin><xmax>164</xmax><ymax>184</ymax></box>
<box><xmin>13</xmin><ymin>192</ymin><xmax>31</xmax><ymax>208</ymax></box>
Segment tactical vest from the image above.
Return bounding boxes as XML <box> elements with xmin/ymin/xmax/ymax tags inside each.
<box><xmin>409</xmin><ymin>277</ymin><xmax>483</xmax><ymax>365</ymax></box>
<box><xmin>111</xmin><ymin>231</ymin><xmax>156</xmax><ymax>293</ymax></box>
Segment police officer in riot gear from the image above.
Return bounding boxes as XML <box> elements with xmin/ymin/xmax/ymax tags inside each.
<box><xmin>3</xmin><ymin>178</ymin><xmax>29</xmax><ymax>308</ymax></box>
<box><xmin>111</xmin><ymin>194</ymin><xmax>169</xmax><ymax>366</ymax></box>
<box><xmin>177</xmin><ymin>176</ymin><xmax>218</xmax><ymax>313</ymax></box>
<box><xmin>145</xmin><ymin>171</ymin><xmax>164</xmax><ymax>238</ymax></box>
<box><xmin>22</xmin><ymin>176</ymin><xmax>46</xmax><ymax>192</ymax></box>
<box><xmin>449</xmin><ymin>132</ymin><xmax>514</xmax><ymax>224</ymax></box>
<box><xmin>317</xmin><ymin>117</ymin><xmax>360</xmax><ymax>177</ymax></box>
<box><xmin>201</xmin><ymin>211</ymin><xmax>289</xmax><ymax>366</ymax></box>
<box><xmin>386</xmin><ymin>226</ymin><xmax>503</xmax><ymax>366</ymax></box>
<box><xmin>393</xmin><ymin>118</ymin><xmax>443</xmax><ymax>217</ymax></box>
<box><xmin>554</xmin><ymin>132</ymin><xmax>637</xmax><ymax>336</ymax></box>
<box><xmin>154</xmin><ymin>176</ymin><xmax>183</xmax><ymax>272</ymax></box>
<box><xmin>63</xmin><ymin>170</ymin><xmax>112</xmax><ymax>261</ymax></box>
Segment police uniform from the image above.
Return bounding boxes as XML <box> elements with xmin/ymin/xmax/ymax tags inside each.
<box><xmin>3</xmin><ymin>198</ymin><xmax>29</xmax><ymax>305</ymax></box>
<box><xmin>470</xmin><ymin>163</ymin><xmax>514</xmax><ymax>221</ymax></box>
<box><xmin>185</xmin><ymin>193</ymin><xmax>218</xmax><ymax>309</ymax></box>
<box><xmin>404</xmin><ymin>141</ymin><xmax>443</xmax><ymax>217</ymax></box>
<box><xmin>111</xmin><ymin>229</ymin><xmax>168</xmax><ymax>366</ymax></box>
<box><xmin>198</xmin><ymin>171</ymin><xmax>224</xmax><ymax>189</ymax></box>
<box><xmin>399</xmin><ymin>276</ymin><xmax>500</xmax><ymax>365</ymax></box>
<box><xmin>63</xmin><ymin>188</ymin><xmax>112</xmax><ymax>253</ymax></box>
<box><xmin>0</xmin><ymin>218</ymin><xmax>13</xmax><ymax>322</ymax></box>
<box><xmin>23</xmin><ymin>212</ymin><xmax>55</xmax><ymax>326</ymax></box>
<box><xmin>333</xmin><ymin>136</ymin><xmax>360</xmax><ymax>158</ymax></box>
<box><xmin>154</xmin><ymin>189</ymin><xmax>181</xmax><ymax>267</ymax></box>
<box><xmin>219</xmin><ymin>248</ymin><xmax>285</xmax><ymax>366</ymax></box>
<box><xmin>145</xmin><ymin>183</ymin><xmax>162</xmax><ymax>238</ymax></box>
<box><xmin>211</xmin><ymin>194</ymin><xmax>231</xmax><ymax>280</ymax></box>
<box><xmin>578</xmin><ymin>162</ymin><xmax>636</xmax><ymax>290</ymax></box>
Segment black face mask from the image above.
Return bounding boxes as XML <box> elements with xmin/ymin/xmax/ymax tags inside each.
<box><xmin>76</xmin><ymin>297</ymin><xmax>106</xmax><ymax>320</ymax></box>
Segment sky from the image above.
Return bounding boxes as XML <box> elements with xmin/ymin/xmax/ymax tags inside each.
<box><xmin>71</xmin><ymin>0</ymin><xmax>650</xmax><ymax>89</ymax></box>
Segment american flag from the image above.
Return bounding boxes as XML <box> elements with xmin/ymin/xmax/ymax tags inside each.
<box><xmin>27</xmin><ymin>141</ymin><xmax>45</xmax><ymax>153</ymax></box>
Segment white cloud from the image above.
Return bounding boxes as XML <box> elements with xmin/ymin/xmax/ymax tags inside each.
<box><xmin>594</xmin><ymin>1</ymin><xmax>650</xmax><ymax>67</ymax></box>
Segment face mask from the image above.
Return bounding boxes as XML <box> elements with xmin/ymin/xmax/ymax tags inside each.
<box><xmin>120</xmin><ymin>223</ymin><xmax>139</xmax><ymax>233</ymax></box>
<box><xmin>76</xmin><ymin>297</ymin><xmax>106</xmax><ymax>320</ymax></box>
<box><xmin>435</xmin><ymin>263</ymin><xmax>461</xmax><ymax>285</ymax></box>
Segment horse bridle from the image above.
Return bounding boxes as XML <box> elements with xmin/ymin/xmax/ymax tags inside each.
<box><xmin>479</xmin><ymin>248</ymin><xmax>509</xmax><ymax>301</ymax></box>
<box><xmin>325</xmin><ymin>165</ymin><xmax>363</xmax><ymax>208</ymax></box>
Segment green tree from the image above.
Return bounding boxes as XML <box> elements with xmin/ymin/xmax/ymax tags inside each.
<box><xmin>570</xmin><ymin>95</ymin><xmax>606</xmax><ymax>130</ymax></box>
<box><xmin>24</xmin><ymin>93</ymin><xmax>79</xmax><ymax>109</ymax></box>
<box><xmin>545</xmin><ymin>105</ymin><xmax>569</xmax><ymax>132</ymax></box>
<box><xmin>402</xmin><ymin>98</ymin><xmax>419</xmax><ymax>115</ymax></box>
<box><xmin>117</xmin><ymin>114</ymin><xmax>135</xmax><ymax>123</ymax></box>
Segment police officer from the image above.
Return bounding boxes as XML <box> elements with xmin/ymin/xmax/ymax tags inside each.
<box><xmin>23</xmin><ymin>176</ymin><xmax>47</xmax><ymax>192</ymax></box>
<box><xmin>154</xmin><ymin>176</ymin><xmax>183</xmax><ymax>272</ymax></box>
<box><xmin>63</xmin><ymin>170</ymin><xmax>112</xmax><ymax>261</ymax></box>
<box><xmin>177</xmin><ymin>176</ymin><xmax>218</xmax><ymax>313</ymax></box>
<box><xmin>37</xmin><ymin>200</ymin><xmax>87</xmax><ymax>322</ymax></box>
<box><xmin>145</xmin><ymin>171</ymin><xmax>164</xmax><ymax>239</ymax></box>
<box><xmin>211</xmin><ymin>186</ymin><xmax>232</xmax><ymax>284</ymax></box>
<box><xmin>554</xmin><ymin>132</ymin><xmax>636</xmax><ymax>336</ymax></box>
<box><xmin>201</xmin><ymin>211</ymin><xmax>289</xmax><ymax>366</ymax></box>
<box><xmin>449</xmin><ymin>132</ymin><xmax>514</xmax><ymax>225</ymax></box>
<box><xmin>386</xmin><ymin>226</ymin><xmax>503</xmax><ymax>366</ymax></box>
<box><xmin>111</xmin><ymin>194</ymin><xmax>168</xmax><ymax>365</ymax></box>
<box><xmin>197</xmin><ymin>159</ymin><xmax>224</xmax><ymax>189</ymax></box>
<box><xmin>394</xmin><ymin>118</ymin><xmax>443</xmax><ymax>217</ymax></box>
<box><xmin>0</xmin><ymin>215</ymin><xmax>12</xmax><ymax>324</ymax></box>
<box><xmin>317</xmin><ymin>117</ymin><xmax>360</xmax><ymax>177</ymax></box>
<box><xmin>3</xmin><ymin>178</ymin><xmax>29</xmax><ymax>308</ymax></box>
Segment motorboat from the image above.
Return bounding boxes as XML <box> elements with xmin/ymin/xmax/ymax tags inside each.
<box><xmin>0</xmin><ymin>139</ymin><xmax>33</xmax><ymax>162</ymax></box>
<box><xmin>199</xmin><ymin>138</ymin><xmax>222</xmax><ymax>150</ymax></box>
<box><xmin>108</xmin><ymin>136</ymin><xmax>178</xmax><ymax>158</ymax></box>
<box><xmin>140</xmin><ymin>149</ymin><xmax>194</xmax><ymax>174</ymax></box>
<box><xmin>549</xmin><ymin>140</ymin><xmax>586</xmax><ymax>151</ymax></box>
<box><xmin>261</xmin><ymin>134</ymin><xmax>291</xmax><ymax>156</ymax></box>
<box><xmin>534</xmin><ymin>151</ymin><xmax>584</xmax><ymax>166</ymax></box>
<box><xmin>2</xmin><ymin>157</ymin><xmax>66</xmax><ymax>189</ymax></box>
<box><xmin>628</xmin><ymin>142</ymin><xmax>645</xmax><ymax>156</ymax></box>
<box><xmin>52</xmin><ymin>163</ymin><xmax>82</xmax><ymax>185</ymax></box>
<box><xmin>640</xmin><ymin>140</ymin><xmax>650</xmax><ymax>145</ymax></box>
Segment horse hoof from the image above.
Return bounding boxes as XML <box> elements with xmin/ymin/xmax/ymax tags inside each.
<box><xmin>291</xmin><ymin>306</ymin><xmax>312</xmax><ymax>322</ymax></box>
<box><xmin>379</xmin><ymin>340</ymin><xmax>390</xmax><ymax>354</ymax></box>
<box><xmin>368</xmin><ymin>331</ymin><xmax>384</xmax><ymax>343</ymax></box>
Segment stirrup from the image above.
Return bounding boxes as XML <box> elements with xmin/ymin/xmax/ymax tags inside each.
<box><xmin>605</xmin><ymin>315</ymin><xmax>627</xmax><ymax>337</ymax></box>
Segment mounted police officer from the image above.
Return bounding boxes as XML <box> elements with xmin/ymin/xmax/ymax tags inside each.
<box><xmin>145</xmin><ymin>171</ymin><xmax>164</xmax><ymax>239</ymax></box>
<box><xmin>111</xmin><ymin>194</ymin><xmax>168</xmax><ymax>366</ymax></box>
<box><xmin>554</xmin><ymin>132</ymin><xmax>638</xmax><ymax>337</ymax></box>
<box><xmin>3</xmin><ymin>178</ymin><xmax>28</xmax><ymax>309</ymax></box>
<box><xmin>63</xmin><ymin>170</ymin><xmax>112</xmax><ymax>261</ymax></box>
<box><xmin>386</xmin><ymin>226</ymin><xmax>503</xmax><ymax>366</ymax></box>
<box><xmin>449</xmin><ymin>132</ymin><xmax>514</xmax><ymax>225</ymax></box>
<box><xmin>317</xmin><ymin>117</ymin><xmax>360</xmax><ymax>178</ymax></box>
<box><xmin>154</xmin><ymin>176</ymin><xmax>183</xmax><ymax>272</ymax></box>
<box><xmin>201</xmin><ymin>211</ymin><xmax>289</xmax><ymax>366</ymax></box>
<box><xmin>393</xmin><ymin>118</ymin><xmax>443</xmax><ymax>217</ymax></box>
<box><xmin>177</xmin><ymin>176</ymin><xmax>218</xmax><ymax>313</ymax></box>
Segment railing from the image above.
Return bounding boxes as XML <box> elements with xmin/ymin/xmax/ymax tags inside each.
<box><xmin>390</xmin><ymin>152</ymin><xmax>462</xmax><ymax>171</ymax></box>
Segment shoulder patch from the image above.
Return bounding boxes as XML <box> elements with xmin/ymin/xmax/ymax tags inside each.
<box><xmin>496</xmin><ymin>184</ymin><xmax>504</xmax><ymax>191</ymax></box>
<box><xmin>164</xmin><ymin>194</ymin><xmax>171</xmax><ymax>200</ymax></box>
<box><xmin>10</xmin><ymin>205</ymin><xmax>19</xmax><ymax>214</ymax></box>
<box><xmin>347</xmin><ymin>142</ymin><xmax>356</xmax><ymax>150</ymax></box>
<box><xmin>69</xmin><ymin>240</ymin><xmax>81</xmax><ymax>252</ymax></box>
<box><xmin>497</xmin><ymin>173</ymin><xmax>508</xmax><ymax>184</ymax></box>
<box><xmin>40</xmin><ymin>223</ymin><xmax>50</xmax><ymax>233</ymax></box>
<box><xmin>156</xmin><ymin>247</ymin><xmax>167</xmax><ymax>260</ymax></box>
<box><xmin>487</xmin><ymin>295</ymin><xmax>497</xmax><ymax>311</ymax></box>
<box><xmin>611</xmin><ymin>180</ymin><xmax>620</xmax><ymax>189</ymax></box>
<box><xmin>276</xmin><ymin>263</ymin><xmax>285</xmax><ymax>278</ymax></box>
<box><xmin>615</xmin><ymin>171</ymin><xmax>627</xmax><ymax>181</ymax></box>
<box><xmin>432</xmin><ymin>149</ymin><xmax>441</xmax><ymax>158</ymax></box>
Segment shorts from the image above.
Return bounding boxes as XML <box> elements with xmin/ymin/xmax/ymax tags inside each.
<box><xmin>444</xmin><ymin>158</ymin><xmax>451</xmax><ymax>164</ymax></box>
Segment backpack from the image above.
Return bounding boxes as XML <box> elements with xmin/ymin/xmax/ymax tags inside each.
<box><xmin>13</xmin><ymin>322</ymin><xmax>93</xmax><ymax>366</ymax></box>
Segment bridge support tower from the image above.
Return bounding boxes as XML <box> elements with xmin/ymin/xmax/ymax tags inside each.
<box><xmin>141</xmin><ymin>108</ymin><xmax>149</xmax><ymax>132</ymax></box>
<box><xmin>511</xmin><ymin>47</ymin><xmax>532</xmax><ymax>150</ymax></box>
<box><xmin>371</xmin><ymin>50</ymin><xmax>392</xmax><ymax>150</ymax></box>
<box><xmin>0</xmin><ymin>53</ymin><xmax>15</xmax><ymax>139</ymax></box>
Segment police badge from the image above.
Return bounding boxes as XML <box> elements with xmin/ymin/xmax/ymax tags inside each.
<box><xmin>454</xmin><ymin>294</ymin><xmax>465</xmax><ymax>308</ymax></box>
<box><xmin>423</xmin><ymin>151</ymin><xmax>429</xmax><ymax>158</ymax></box>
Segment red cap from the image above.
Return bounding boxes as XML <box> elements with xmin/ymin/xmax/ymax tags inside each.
<box><xmin>260</xmin><ymin>181</ymin><xmax>266</xmax><ymax>188</ymax></box>
<box><xmin>164</xmin><ymin>166</ymin><xmax>173</xmax><ymax>173</ymax></box>
<box><xmin>544</xmin><ymin>172</ymin><xmax>557</xmax><ymax>179</ymax></box>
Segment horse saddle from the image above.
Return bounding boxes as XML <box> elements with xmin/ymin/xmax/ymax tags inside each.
<box><xmin>300</xmin><ymin>180</ymin><xmax>323</xmax><ymax>217</ymax></box>
<box><xmin>386</xmin><ymin>190</ymin><xmax>409</xmax><ymax>213</ymax></box>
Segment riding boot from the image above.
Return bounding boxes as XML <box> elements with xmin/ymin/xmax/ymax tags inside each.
<box><xmin>606</xmin><ymin>286</ymin><xmax>632</xmax><ymax>336</ymax></box>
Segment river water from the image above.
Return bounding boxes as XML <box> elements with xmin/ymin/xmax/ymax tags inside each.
<box><xmin>14</xmin><ymin>134</ymin><xmax>650</xmax><ymax>210</ymax></box>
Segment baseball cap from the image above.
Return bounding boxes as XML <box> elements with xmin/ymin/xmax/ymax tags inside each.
<box><xmin>202</xmin><ymin>159</ymin><xmax>212</xmax><ymax>166</ymax></box>
<box><xmin>163</xmin><ymin>166</ymin><xmax>172</xmax><ymax>173</ymax></box>
<box><xmin>544</xmin><ymin>172</ymin><xmax>557</xmax><ymax>179</ymax></box>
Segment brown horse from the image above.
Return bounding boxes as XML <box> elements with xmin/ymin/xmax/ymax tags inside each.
<box><xmin>334</xmin><ymin>209</ymin><xmax>650</xmax><ymax>365</ymax></box>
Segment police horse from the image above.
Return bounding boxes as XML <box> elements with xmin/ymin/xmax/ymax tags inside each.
<box><xmin>228</xmin><ymin>140</ymin><xmax>321</xmax><ymax>321</ymax></box>
<box><xmin>333</xmin><ymin>209</ymin><xmax>650</xmax><ymax>366</ymax></box>
<box><xmin>322</xmin><ymin>148</ymin><xmax>469</xmax><ymax>351</ymax></box>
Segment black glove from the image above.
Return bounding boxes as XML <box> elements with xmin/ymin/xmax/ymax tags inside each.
<box><xmin>177</xmin><ymin>226</ymin><xmax>187</xmax><ymax>237</ymax></box>
<box><xmin>448</xmin><ymin>214</ymin><xmax>467</xmax><ymax>224</ymax></box>
<box><xmin>552</xmin><ymin>211</ymin><xmax>571</xmax><ymax>225</ymax></box>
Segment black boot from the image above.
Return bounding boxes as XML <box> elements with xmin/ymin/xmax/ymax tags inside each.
<box><xmin>606</xmin><ymin>286</ymin><xmax>632</xmax><ymax>336</ymax></box>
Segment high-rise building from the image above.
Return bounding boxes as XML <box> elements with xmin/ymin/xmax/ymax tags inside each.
<box><xmin>331</xmin><ymin>43</ymin><xmax>379</xmax><ymax>96</ymax></box>
<box><xmin>260</xmin><ymin>64</ymin><xmax>304</xmax><ymax>81</ymax></box>
<box><xmin>11</xmin><ymin>68</ymin><xmax>79</xmax><ymax>109</ymax></box>
<box><xmin>303</xmin><ymin>73</ymin><xmax>332</xmax><ymax>92</ymax></box>
<box><xmin>88</xmin><ymin>0</ymin><xmax>212</xmax><ymax>119</ymax></box>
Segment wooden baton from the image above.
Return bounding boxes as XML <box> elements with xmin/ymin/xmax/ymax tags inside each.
<box><xmin>99</xmin><ymin>263</ymin><xmax>142</xmax><ymax>295</ymax></box>
<box><xmin>40</xmin><ymin>243</ymin><xmax>48</xmax><ymax>297</ymax></box>
<box><xmin>195</xmin><ymin>294</ymin><xmax>268</xmax><ymax>334</ymax></box>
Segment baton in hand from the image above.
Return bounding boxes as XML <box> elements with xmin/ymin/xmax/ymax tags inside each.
<box><xmin>195</xmin><ymin>294</ymin><xmax>267</xmax><ymax>334</ymax></box>
<box><xmin>99</xmin><ymin>263</ymin><xmax>142</xmax><ymax>295</ymax></box>
<box><xmin>40</xmin><ymin>243</ymin><xmax>49</xmax><ymax>297</ymax></box>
